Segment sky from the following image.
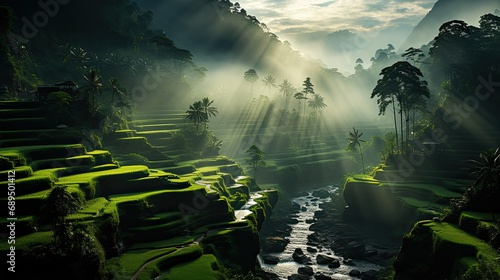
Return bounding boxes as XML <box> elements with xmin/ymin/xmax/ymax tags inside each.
<box><xmin>237</xmin><ymin>0</ymin><xmax>439</xmax><ymax>73</ymax></box>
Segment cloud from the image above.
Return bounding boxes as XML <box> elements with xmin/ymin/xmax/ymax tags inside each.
<box><xmin>236</xmin><ymin>0</ymin><xmax>438</xmax><ymax>73</ymax></box>
<box><xmin>238</xmin><ymin>0</ymin><xmax>438</xmax><ymax>34</ymax></box>
<box><xmin>313</xmin><ymin>1</ymin><xmax>336</xmax><ymax>7</ymax></box>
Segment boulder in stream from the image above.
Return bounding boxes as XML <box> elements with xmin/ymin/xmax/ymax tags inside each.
<box><xmin>298</xmin><ymin>266</ymin><xmax>314</xmax><ymax>276</ymax></box>
<box><xmin>316</xmin><ymin>254</ymin><xmax>337</xmax><ymax>265</ymax></box>
<box><xmin>315</xmin><ymin>273</ymin><xmax>333</xmax><ymax>280</ymax></box>
<box><xmin>262</xmin><ymin>255</ymin><xmax>279</xmax><ymax>265</ymax></box>
<box><xmin>328</xmin><ymin>259</ymin><xmax>341</xmax><ymax>268</ymax></box>
<box><xmin>261</xmin><ymin>236</ymin><xmax>289</xmax><ymax>253</ymax></box>
<box><xmin>292</xmin><ymin>248</ymin><xmax>311</xmax><ymax>264</ymax></box>
<box><xmin>288</xmin><ymin>274</ymin><xmax>310</xmax><ymax>280</ymax></box>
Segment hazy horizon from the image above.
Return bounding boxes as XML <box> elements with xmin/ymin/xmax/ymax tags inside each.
<box><xmin>238</xmin><ymin>0</ymin><xmax>439</xmax><ymax>74</ymax></box>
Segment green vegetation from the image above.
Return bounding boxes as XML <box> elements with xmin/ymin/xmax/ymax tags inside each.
<box><xmin>346</xmin><ymin>127</ymin><xmax>366</xmax><ymax>173</ymax></box>
<box><xmin>164</xmin><ymin>254</ymin><xmax>224</xmax><ymax>280</ymax></box>
<box><xmin>245</xmin><ymin>145</ymin><xmax>266</xmax><ymax>183</ymax></box>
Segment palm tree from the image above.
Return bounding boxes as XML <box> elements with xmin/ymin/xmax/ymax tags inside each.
<box><xmin>278</xmin><ymin>79</ymin><xmax>296</xmax><ymax>110</ymax></box>
<box><xmin>201</xmin><ymin>97</ymin><xmax>218</xmax><ymax>117</ymax></box>
<box><xmin>200</xmin><ymin>97</ymin><xmax>218</xmax><ymax>128</ymax></box>
<box><xmin>262</xmin><ymin>75</ymin><xmax>277</xmax><ymax>97</ymax></box>
<box><xmin>81</xmin><ymin>68</ymin><xmax>103</xmax><ymax>112</ymax></box>
<box><xmin>106</xmin><ymin>77</ymin><xmax>126</xmax><ymax>103</ymax></box>
<box><xmin>469</xmin><ymin>148</ymin><xmax>500</xmax><ymax>221</ymax></box>
<box><xmin>302</xmin><ymin>77</ymin><xmax>315</xmax><ymax>115</ymax></box>
<box><xmin>185</xmin><ymin>101</ymin><xmax>208</xmax><ymax>134</ymax></box>
<box><xmin>347</xmin><ymin>127</ymin><xmax>366</xmax><ymax>173</ymax></box>
<box><xmin>307</xmin><ymin>94</ymin><xmax>327</xmax><ymax>115</ymax></box>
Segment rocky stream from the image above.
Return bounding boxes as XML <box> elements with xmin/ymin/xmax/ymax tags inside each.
<box><xmin>257</xmin><ymin>185</ymin><xmax>403</xmax><ymax>280</ymax></box>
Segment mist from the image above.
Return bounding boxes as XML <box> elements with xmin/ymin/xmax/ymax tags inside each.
<box><xmin>2</xmin><ymin>0</ymin><xmax>500</xmax><ymax>279</ymax></box>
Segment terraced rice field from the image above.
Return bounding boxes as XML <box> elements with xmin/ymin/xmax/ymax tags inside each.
<box><xmin>0</xmin><ymin>101</ymin><xmax>274</xmax><ymax>279</ymax></box>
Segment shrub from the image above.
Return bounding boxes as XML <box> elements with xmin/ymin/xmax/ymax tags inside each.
<box><xmin>461</xmin><ymin>259</ymin><xmax>498</xmax><ymax>280</ymax></box>
<box><xmin>126</xmin><ymin>153</ymin><xmax>150</xmax><ymax>165</ymax></box>
<box><xmin>0</xmin><ymin>153</ymin><xmax>26</xmax><ymax>167</ymax></box>
<box><xmin>0</xmin><ymin>156</ymin><xmax>14</xmax><ymax>171</ymax></box>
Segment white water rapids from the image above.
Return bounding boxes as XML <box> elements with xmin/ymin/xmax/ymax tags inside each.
<box><xmin>257</xmin><ymin>185</ymin><xmax>382</xmax><ymax>279</ymax></box>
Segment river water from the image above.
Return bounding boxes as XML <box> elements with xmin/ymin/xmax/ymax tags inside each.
<box><xmin>258</xmin><ymin>185</ymin><xmax>383</xmax><ymax>280</ymax></box>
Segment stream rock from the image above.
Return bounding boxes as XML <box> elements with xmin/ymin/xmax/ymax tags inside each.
<box><xmin>312</xmin><ymin>189</ymin><xmax>330</xmax><ymax>198</ymax></box>
<box><xmin>316</xmin><ymin>254</ymin><xmax>337</xmax><ymax>265</ymax></box>
<box><xmin>262</xmin><ymin>255</ymin><xmax>280</xmax><ymax>265</ymax></box>
<box><xmin>261</xmin><ymin>236</ymin><xmax>289</xmax><ymax>253</ymax></box>
<box><xmin>288</xmin><ymin>274</ymin><xmax>310</xmax><ymax>280</ymax></box>
<box><xmin>349</xmin><ymin>269</ymin><xmax>361</xmax><ymax>277</ymax></box>
<box><xmin>328</xmin><ymin>259</ymin><xmax>341</xmax><ymax>268</ymax></box>
<box><xmin>315</xmin><ymin>273</ymin><xmax>333</xmax><ymax>280</ymax></box>
<box><xmin>306</xmin><ymin>246</ymin><xmax>317</xmax><ymax>253</ymax></box>
<box><xmin>292</xmin><ymin>248</ymin><xmax>311</xmax><ymax>264</ymax></box>
<box><xmin>298</xmin><ymin>266</ymin><xmax>314</xmax><ymax>276</ymax></box>
<box><xmin>344</xmin><ymin>241</ymin><xmax>366</xmax><ymax>259</ymax></box>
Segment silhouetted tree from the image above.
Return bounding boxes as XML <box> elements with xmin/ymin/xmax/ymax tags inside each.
<box><xmin>262</xmin><ymin>75</ymin><xmax>277</xmax><ymax>97</ymax></box>
<box><xmin>307</xmin><ymin>94</ymin><xmax>327</xmax><ymax>116</ymax></box>
<box><xmin>244</xmin><ymin>69</ymin><xmax>259</xmax><ymax>93</ymax></box>
<box><xmin>200</xmin><ymin>97</ymin><xmax>218</xmax><ymax>129</ymax></box>
<box><xmin>245</xmin><ymin>144</ymin><xmax>266</xmax><ymax>182</ymax></box>
<box><xmin>185</xmin><ymin>101</ymin><xmax>208</xmax><ymax>134</ymax></box>
<box><xmin>429</xmin><ymin>20</ymin><xmax>477</xmax><ymax>94</ymax></box>
<box><xmin>81</xmin><ymin>68</ymin><xmax>103</xmax><ymax>113</ymax></box>
<box><xmin>150</xmin><ymin>34</ymin><xmax>193</xmax><ymax>75</ymax></box>
<box><xmin>293</xmin><ymin>91</ymin><xmax>306</xmax><ymax>115</ymax></box>
<box><xmin>355</xmin><ymin>58</ymin><xmax>364</xmax><ymax>74</ymax></box>
<box><xmin>278</xmin><ymin>79</ymin><xmax>296</xmax><ymax>110</ymax></box>
<box><xmin>302</xmin><ymin>77</ymin><xmax>314</xmax><ymax>115</ymax></box>
<box><xmin>347</xmin><ymin>127</ymin><xmax>366</xmax><ymax>173</ymax></box>
<box><xmin>105</xmin><ymin>77</ymin><xmax>126</xmax><ymax>103</ymax></box>
<box><xmin>371</xmin><ymin>61</ymin><xmax>430</xmax><ymax>153</ymax></box>
<box><xmin>402</xmin><ymin>47</ymin><xmax>426</xmax><ymax>66</ymax></box>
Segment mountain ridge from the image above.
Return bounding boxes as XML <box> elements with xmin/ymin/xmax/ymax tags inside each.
<box><xmin>398</xmin><ymin>0</ymin><xmax>500</xmax><ymax>52</ymax></box>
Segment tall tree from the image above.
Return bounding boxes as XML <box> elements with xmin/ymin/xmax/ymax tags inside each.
<box><xmin>278</xmin><ymin>79</ymin><xmax>296</xmax><ymax>110</ymax></box>
<box><xmin>302</xmin><ymin>77</ymin><xmax>315</xmax><ymax>115</ymax></box>
<box><xmin>347</xmin><ymin>127</ymin><xmax>366</xmax><ymax>173</ymax></box>
<box><xmin>402</xmin><ymin>47</ymin><xmax>426</xmax><ymax>66</ymax></box>
<box><xmin>371</xmin><ymin>61</ymin><xmax>430</xmax><ymax>153</ymax></box>
<box><xmin>262</xmin><ymin>75</ymin><xmax>277</xmax><ymax>97</ymax></box>
<box><xmin>293</xmin><ymin>91</ymin><xmax>306</xmax><ymax>115</ymax></box>
<box><xmin>245</xmin><ymin>144</ymin><xmax>266</xmax><ymax>183</ymax></box>
<box><xmin>81</xmin><ymin>68</ymin><xmax>103</xmax><ymax>112</ymax></box>
<box><xmin>244</xmin><ymin>69</ymin><xmax>259</xmax><ymax>93</ymax></box>
<box><xmin>200</xmin><ymin>97</ymin><xmax>218</xmax><ymax>129</ymax></box>
<box><xmin>105</xmin><ymin>77</ymin><xmax>126</xmax><ymax>103</ymax></box>
<box><xmin>429</xmin><ymin>20</ymin><xmax>477</xmax><ymax>95</ymax></box>
<box><xmin>307</xmin><ymin>93</ymin><xmax>327</xmax><ymax>115</ymax></box>
<box><xmin>185</xmin><ymin>101</ymin><xmax>208</xmax><ymax>134</ymax></box>
<box><xmin>150</xmin><ymin>34</ymin><xmax>193</xmax><ymax>75</ymax></box>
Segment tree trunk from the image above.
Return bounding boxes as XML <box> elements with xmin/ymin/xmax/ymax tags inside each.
<box><xmin>412</xmin><ymin>110</ymin><xmax>416</xmax><ymax>138</ymax></box>
<box><xmin>392</xmin><ymin>96</ymin><xmax>399</xmax><ymax>152</ymax></box>
<box><xmin>400</xmin><ymin>104</ymin><xmax>404</xmax><ymax>155</ymax></box>
<box><xmin>358</xmin><ymin>142</ymin><xmax>365</xmax><ymax>173</ymax></box>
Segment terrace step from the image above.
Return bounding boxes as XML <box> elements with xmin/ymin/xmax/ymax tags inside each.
<box><xmin>0</xmin><ymin>108</ymin><xmax>44</xmax><ymax>118</ymax></box>
<box><xmin>131</xmin><ymin>123</ymin><xmax>180</xmax><ymax>131</ymax></box>
<box><xmin>0</xmin><ymin>117</ymin><xmax>52</xmax><ymax>130</ymax></box>
<box><xmin>0</xmin><ymin>101</ymin><xmax>40</xmax><ymax>110</ymax></box>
